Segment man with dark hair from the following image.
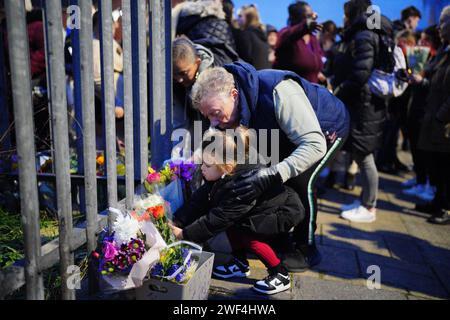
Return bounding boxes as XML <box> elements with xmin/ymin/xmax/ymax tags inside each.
<box><xmin>394</xmin><ymin>5</ymin><xmax>422</xmax><ymax>35</ymax></box>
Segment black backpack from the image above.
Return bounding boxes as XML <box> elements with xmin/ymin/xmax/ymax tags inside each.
<box><xmin>376</xmin><ymin>33</ymin><xmax>396</xmax><ymax>74</ymax></box>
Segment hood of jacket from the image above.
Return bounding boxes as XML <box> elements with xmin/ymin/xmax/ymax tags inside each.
<box><xmin>179</xmin><ymin>0</ymin><xmax>225</xmax><ymax>20</ymax></box>
<box><xmin>194</xmin><ymin>43</ymin><xmax>215</xmax><ymax>73</ymax></box>
<box><xmin>223</xmin><ymin>62</ymin><xmax>261</xmax><ymax>127</ymax></box>
<box><xmin>343</xmin><ymin>13</ymin><xmax>393</xmax><ymax>41</ymax></box>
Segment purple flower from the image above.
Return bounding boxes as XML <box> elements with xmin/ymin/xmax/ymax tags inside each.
<box><xmin>151</xmin><ymin>263</ymin><xmax>163</xmax><ymax>277</ymax></box>
<box><xmin>128</xmin><ymin>238</ymin><xmax>145</xmax><ymax>252</ymax></box>
<box><xmin>103</xmin><ymin>232</ymin><xmax>115</xmax><ymax>243</ymax></box>
<box><xmin>114</xmin><ymin>252</ymin><xmax>130</xmax><ymax>271</ymax></box>
<box><xmin>181</xmin><ymin>248</ymin><xmax>189</xmax><ymax>259</ymax></box>
<box><xmin>167</xmin><ymin>264</ymin><xmax>180</xmax><ymax>276</ymax></box>
<box><xmin>175</xmin><ymin>272</ymin><xmax>184</xmax><ymax>283</ymax></box>
<box><xmin>102</xmin><ymin>241</ymin><xmax>119</xmax><ymax>261</ymax></box>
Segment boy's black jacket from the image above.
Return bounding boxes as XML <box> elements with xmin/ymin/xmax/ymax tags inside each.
<box><xmin>173</xmin><ymin>164</ymin><xmax>305</xmax><ymax>244</ymax></box>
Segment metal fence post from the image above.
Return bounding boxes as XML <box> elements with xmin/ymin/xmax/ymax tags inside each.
<box><xmin>122</xmin><ymin>0</ymin><xmax>134</xmax><ymax>209</ymax></box>
<box><xmin>43</xmin><ymin>0</ymin><xmax>75</xmax><ymax>300</ymax></box>
<box><xmin>131</xmin><ymin>0</ymin><xmax>148</xmax><ymax>183</ymax></box>
<box><xmin>0</xmin><ymin>27</ymin><xmax>11</xmax><ymax>154</ymax></box>
<box><xmin>99</xmin><ymin>0</ymin><xmax>118</xmax><ymax>227</ymax></box>
<box><xmin>149</xmin><ymin>0</ymin><xmax>172</xmax><ymax>169</ymax></box>
<box><xmin>79</xmin><ymin>0</ymin><xmax>98</xmax><ymax>257</ymax></box>
<box><xmin>70</xmin><ymin>0</ymin><xmax>87</xmax><ymax>216</ymax></box>
<box><xmin>4</xmin><ymin>0</ymin><xmax>44</xmax><ymax>300</ymax></box>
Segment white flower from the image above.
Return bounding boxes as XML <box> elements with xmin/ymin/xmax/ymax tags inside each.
<box><xmin>113</xmin><ymin>214</ymin><xmax>141</xmax><ymax>245</ymax></box>
<box><xmin>134</xmin><ymin>194</ymin><xmax>165</xmax><ymax>210</ymax></box>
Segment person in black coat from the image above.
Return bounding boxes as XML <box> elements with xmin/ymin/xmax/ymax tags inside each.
<box><xmin>233</xmin><ymin>5</ymin><xmax>271</xmax><ymax>70</ymax></box>
<box><xmin>330</xmin><ymin>0</ymin><xmax>391</xmax><ymax>223</ymax></box>
<box><xmin>416</xmin><ymin>6</ymin><xmax>450</xmax><ymax>224</ymax></box>
<box><xmin>170</xmin><ymin>128</ymin><xmax>305</xmax><ymax>295</ymax></box>
<box><xmin>175</xmin><ymin>0</ymin><xmax>239</xmax><ymax>66</ymax></box>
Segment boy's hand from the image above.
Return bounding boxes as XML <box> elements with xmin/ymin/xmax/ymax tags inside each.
<box><xmin>169</xmin><ymin>223</ymin><xmax>184</xmax><ymax>240</ymax></box>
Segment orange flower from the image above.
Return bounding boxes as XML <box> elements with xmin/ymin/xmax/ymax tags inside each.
<box><xmin>96</xmin><ymin>155</ymin><xmax>105</xmax><ymax>166</ymax></box>
<box><xmin>131</xmin><ymin>210</ymin><xmax>150</xmax><ymax>222</ymax></box>
<box><xmin>149</xmin><ymin>205</ymin><xmax>165</xmax><ymax>220</ymax></box>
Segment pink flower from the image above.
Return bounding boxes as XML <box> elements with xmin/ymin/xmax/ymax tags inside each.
<box><xmin>146</xmin><ymin>172</ymin><xmax>161</xmax><ymax>184</ymax></box>
<box><xmin>103</xmin><ymin>241</ymin><xmax>119</xmax><ymax>261</ymax></box>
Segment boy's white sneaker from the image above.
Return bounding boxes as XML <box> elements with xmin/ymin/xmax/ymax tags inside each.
<box><xmin>340</xmin><ymin>205</ymin><xmax>376</xmax><ymax>223</ymax></box>
<box><xmin>340</xmin><ymin>200</ymin><xmax>361</xmax><ymax>211</ymax></box>
<box><xmin>212</xmin><ymin>258</ymin><xmax>250</xmax><ymax>279</ymax></box>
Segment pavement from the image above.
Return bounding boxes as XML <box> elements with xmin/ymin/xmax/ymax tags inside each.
<box><xmin>207</xmin><ymin>151</ymin><xmax>450</xmax><ymax>300</ymax></box>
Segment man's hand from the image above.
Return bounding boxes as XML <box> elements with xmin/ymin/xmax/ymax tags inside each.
<box><xmin>230</xmin><ymin>168</ymin><xmax>283</xmax><ymax>203</ymax></box>
<box><xmin>169</xmin><ymin>223</ymin><xmax>184</xmax><ymax>240</ymax></box>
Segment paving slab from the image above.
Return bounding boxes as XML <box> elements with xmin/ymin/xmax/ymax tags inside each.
<box><xmin>311</xmin><ymin>245</ymin><xmax>360</xmax><ymax>278</ymax></box>
<box><xmin>358</xmin><ymin>255</ymin><xmax>448</xmax><ymax>299</ymax></box>
<box><xmin>322</xmin><ymin>224</ymin><xmax>391</xmax><ymax>257</ymax></box>
<box><xmin>291</xmin><ymin>275</ymin><xmax>408</xmax><ymax>300</ymax></box>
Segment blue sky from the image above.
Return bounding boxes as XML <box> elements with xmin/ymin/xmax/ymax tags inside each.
<box><xmin>231</xmin><ymin>0</ymin><xmax>447</xmax><ymax>31</ymax></box>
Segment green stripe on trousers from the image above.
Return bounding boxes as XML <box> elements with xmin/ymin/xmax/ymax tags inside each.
<box><xmin>307</xmin><ymin>137</ymin><xmax>345</xmax><ymax>245</ymax></box>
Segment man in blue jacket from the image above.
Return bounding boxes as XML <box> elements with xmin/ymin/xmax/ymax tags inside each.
<box><xmin>190</xmin><ymin>61</ymin><xmax>350</xmax><ymax>271</ymax></box>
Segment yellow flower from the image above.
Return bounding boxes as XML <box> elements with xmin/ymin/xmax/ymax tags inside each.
<box><xmin>117</xmin><ymin>164</ymin><xmax>126</xmax><ymax>176</ymax></box>
<box><xmin>148</xmin><ymin>166</ymin><xmax>156</xmax><ymax>174</ymax></box>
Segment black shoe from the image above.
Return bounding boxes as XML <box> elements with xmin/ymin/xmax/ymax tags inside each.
<box><xmin>282</xmin><ymin>245</ymin><xmax>322</xmax><ymax>272</ymax></box>
<box><xmin>427</xmin><ymin>210</ymin><xmax>450</xmax><ymax>225</ymax></box>
<box><xmin>252</xmin><ymin>268</ymin><xmax>290</xmax><ymax>295</ymax></box>
<box><xmin>394</xmin><ymin>159</ymin><xmax>411</xmax><ymax>173</ymax></box>
<box><xmin>415</xmin><ymin>202</ymin><xmax>438</xmax><ymax>214</ymax></box>
<box><xmin>212</xmin><ymin>258</ymin><xmax>250</xmax><ymax>279</ymax></box>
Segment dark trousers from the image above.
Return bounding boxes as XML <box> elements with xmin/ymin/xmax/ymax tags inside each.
<box><xmin>430</xmin><ymin>152</ymin><xmax>450</xmax><ymax>210</ymax></box>
<box><xmin>407</xmin><ymin>118</ymin><xmax>429</xmax><ymax>185</ymax></box>
<box><xmin>287</xmin><ymin>137</ymin><xmax>345</xmax><ymax>247</ymax></box>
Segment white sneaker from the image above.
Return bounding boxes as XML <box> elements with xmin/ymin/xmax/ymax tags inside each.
<box><xmin>341</xmin><ymin>205</ymin><xmax>376</xmax><ymax>223</ymax></box>
<box><xmin>340</xmin><ymin>200</ymin><xmax>361</xmax><ymax>211</ymax></box>
<box><xmin>401</xmin><ymin>177</ymin><xmax>416</xmax><ymax>187</ymax></box>
<box><xmin>212</xmin><ymin>258</ymin><xmax>250</xmax><ymax>279</ymax></box>
<box><xmin>253</xmin><ymin>272</ymin><xmax>291</xmax><ymax>295</ymax></box>
<box><xmin>402</xmin><ymin>184</ymin><xmax>426</xmax><ymax>196</ymax></box>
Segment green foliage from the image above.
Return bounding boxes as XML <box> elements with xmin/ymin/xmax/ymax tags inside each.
<box><xmin>0</xmin><ymin>208</ymin><xmax>24</xmax><ymax>268</ymax></box>
<box><xmin>0</xmin><ymin>208</ymin><xmax>61</xmax><ymax>268</ymax></box>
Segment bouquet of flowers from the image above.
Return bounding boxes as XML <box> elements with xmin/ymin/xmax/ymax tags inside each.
<box><xmin>131</xmin><ymin>194</ymin><xmax>174</xmax><ymax>242</ymax></box>
<box><xmin>150</xmin><ymin>243</ymin><xmax>200</xmax><ymax>284</ymax></box>
<box><xmin>167</xmin><ymin>159</ymin><xmax>196</xmax><ymax>182</ymax></box>
<box><xmin>143</xmin><ymin>159</ymin><xmax>196</xmax><ymax>194</ymax></box>
<box><xmin>98</xmin><ymin>213</ymin><xmax>148</xmax><ymax>276</ymax></box>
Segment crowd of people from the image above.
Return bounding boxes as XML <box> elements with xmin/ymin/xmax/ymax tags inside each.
<box><xmin>1</xmin><ymin>0</ymin><xmax>449</xmax><ymax>296</ymax></box>
<box><xmin>169</xmin><ymin>0</ymin><xmax>450</xmax><ymax>294</ymax></box>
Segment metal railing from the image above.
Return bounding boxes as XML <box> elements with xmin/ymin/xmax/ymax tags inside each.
<box><xmin>0</xmin><ymin>0</ymin><xmax>172</xmax><ymax>300</ymax></box>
